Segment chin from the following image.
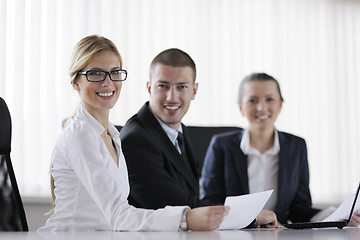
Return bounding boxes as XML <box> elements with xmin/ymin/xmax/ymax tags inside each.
<box><xmin>101</xmin><ymin>103</ymin><xmax>116</xmax><ymax>110</ymax></box>
<box><xmin>164</xmin><ymin>119</ymin><xmax>180</xmax><ymax>125</ymax></box>
<box><xmin>163</xmin><ymin>118</ymin><xmax>181</xmax><ymax>127</ymax></box>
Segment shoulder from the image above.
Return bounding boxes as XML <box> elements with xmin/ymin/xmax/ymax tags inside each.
<box><xmin>60</xmin><ymin>118</ymin><xmax>98</xmax><ymax>148</ymax></box>
<box><xmin>211</xmin><ymin>129</ymin><xmax>244</xmax><ymax>144</ymax></box>
<box><xmin>278</xmin><ymin>131</ymin><xmax>306</xmax><ymax>145</ymax></box>
<box><xmin>54</xmin><ymin>118</ymin><xmax>99</xmax><ymax>165</ymax></box>
<box><xmin>120</xmin><ymin>103</ymin><xmax>153</xmax><ymax>138</ymax></box>
<box><xmin>120</xmin><ymin>113</ymin><xmax>147</xmax><ymax>140</ymax></box>
<box><xmin>120</xmin><ymin>114</ymin><xmax>159</xmax><ymax>152</ymax></box>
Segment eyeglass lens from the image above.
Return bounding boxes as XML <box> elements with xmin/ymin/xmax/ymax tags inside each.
<box><xmin>87</xmin><ymin>70</ymin><xmax>126</xmax><ymax>81</ymax></box>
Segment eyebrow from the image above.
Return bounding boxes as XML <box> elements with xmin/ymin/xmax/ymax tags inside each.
<box><xmin>157</xmin><ymin>80</ymin><xmax>190</xmax><ymax>85</ymax></box>
<box><xmin>88</xmin><ymin>67</ymin><xmax>121</xmax><ymax>71</ymax></box>
<box><xmin>247</xmin><ymin>94</ymin><xmax>276</xmax><ymax>98</ymax></box>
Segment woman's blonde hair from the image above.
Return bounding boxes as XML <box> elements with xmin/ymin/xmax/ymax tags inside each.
<box><xmin>70</xmin><ymin>34</ymin><xmax>123</xmax><ymax>84</ymax></box>
<box><xmin>50</xmin><ymin>35</ymin><xmax>123</xmax><ymax>206</ymax></box>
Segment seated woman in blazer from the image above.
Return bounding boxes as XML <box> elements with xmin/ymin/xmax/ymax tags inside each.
<box><xmin>201</xmin><ymin>72</ymin><xmax>360</xmax><ymax>225</ymax></box>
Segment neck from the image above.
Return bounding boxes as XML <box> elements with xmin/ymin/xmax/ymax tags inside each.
<box><xmin>82</xmin><ymin>103</ymin><xmax>109</xmax><ymax>130</ymax></box>
<box><xmin>248</xmin><ymin>126</ymin><xmax>275</xmax><ymax>154</ymax></box>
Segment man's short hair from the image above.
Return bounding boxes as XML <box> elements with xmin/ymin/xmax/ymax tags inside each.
<box><xmin>150</xmin><ymin>48</ymin><xmax>196</xmax><ymax>82</ymax></box>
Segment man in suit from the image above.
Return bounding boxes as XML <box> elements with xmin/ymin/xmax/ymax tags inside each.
<box><xmin>120</xmin><ymin>48</ymin><xmax>210</xmax><ymax>209</ymax></box>
<box><xmin>120</xmin><ymin>52</ymin><xmax>282</xmax><ymax>229</ymax></box>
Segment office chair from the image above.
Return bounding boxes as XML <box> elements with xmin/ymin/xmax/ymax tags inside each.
<box><xmin>0</xmin><ymin>97</ymin><xmax>29</xmax><ymax>231</ymax></box>
<box><xmin>186</xmin><ymin>126</ymin><xmax>242</xmax><ymax>172</ymax></box>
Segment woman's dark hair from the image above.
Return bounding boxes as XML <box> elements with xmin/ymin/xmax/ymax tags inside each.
<box><xmin>237</xmin><ymin>72</ymin><xmax>284</xmax><ymax>104</ymax></box>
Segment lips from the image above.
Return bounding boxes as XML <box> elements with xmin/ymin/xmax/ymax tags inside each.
<box><xmin>165</xmin><ymin>105</ymin><xmax>180</xmax><ymax>110</ymax></box>
<box><xmin>97</xmin><ymin>91</ymin><xmax>114</xmax><ymax>97</ymax></box>
<box><xmin>256</xmin><ymin>115</ymin><xmax>270</xmax><ymax>120</ymax></box>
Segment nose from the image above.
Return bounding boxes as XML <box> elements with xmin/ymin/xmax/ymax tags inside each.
<box><xmin>256</xmin><ymin>100</ymin><xmax>266</xmax><ymax>111</ymax></box>
<box><xmin>101</xmin><ymin>73</ymin><xmax>113</xmax><ymax>86</ymax></box>
<box><xmin>166</xmin><ymin>86</ymin><xmax>177</xmax><ymax>101</ymax></box>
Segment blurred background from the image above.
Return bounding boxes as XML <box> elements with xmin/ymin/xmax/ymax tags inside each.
<box><xmin>1</xmin><ymin>0</ymin><xmax>359</xmax><ymax>230</ymax></box>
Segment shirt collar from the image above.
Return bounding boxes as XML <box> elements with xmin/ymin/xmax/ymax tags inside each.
<box><xmin>240</xmin><ymin>128</ymin><xmax>280</xmax><ymax>155</ymax></box>
<box><xmin>75</xmin><ymin>104</ymin><xmax>120</xmax><ymax>141</ymax></box>
<box><xmin>154</xmin><ymin>115</ymin><xmax>183</xmax><ymax>146</ymax></box>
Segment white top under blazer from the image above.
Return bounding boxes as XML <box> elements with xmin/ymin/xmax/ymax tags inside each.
<box><xmin>39</xmin><ymin>105</ymin><xmax>186</xmax><ymax>231</ymax></box>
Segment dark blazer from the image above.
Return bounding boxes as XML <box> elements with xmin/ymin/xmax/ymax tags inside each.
<box><xmin>120</xmin><ymin>102</ymin><xmax>209</xmax><ymax>209</ymax></box>
<box><xmin>201</xmin><ymin>130</ymin><xmax>320</xmax><ymax>224</ymax></box>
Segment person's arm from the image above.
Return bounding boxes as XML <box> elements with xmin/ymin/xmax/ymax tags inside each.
<box><xmin>64</xmin><ymin>130</ymin><xmax>185</xmax><ymax>231</ymax></box>
<box><xmin>121</xmin><ymin>129</ymin><xmax>203</xmax><ymax>209</ymax></box>
<box><xmin>288</xmin><ymin>138</ymin><xmax>320</xmax><ymax>223</ymax></box>
<box><xmin>200</xmin><ymin>135</ymin><xmax>227</xmax><ymax>204</ymax></box>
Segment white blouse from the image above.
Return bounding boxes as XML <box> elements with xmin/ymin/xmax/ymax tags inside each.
<box><xmin>240</xmin><ymin>129</ymin><xmax>280</xmax><ymax>211</ymax></box>
<box><xmin>39</xmin><ymin>105</ymin><xmax>186</xmax><ymax>231</ymax></box>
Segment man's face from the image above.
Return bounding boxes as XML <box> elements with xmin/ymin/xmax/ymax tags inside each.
<box><xmin>147</xmin><ymin>64</ymin><xmax>198</xmax><ymax>130</ymax></box>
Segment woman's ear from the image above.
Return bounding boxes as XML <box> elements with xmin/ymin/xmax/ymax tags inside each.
<box><xmin>239</xmin><ymin>104</ymin><xmax>244</xmax><ymax>117</ymax></box>
<box><xmin>72</xmin><ymin>82</ymin><xmax>80</xmax><ymax>91</ymax></box>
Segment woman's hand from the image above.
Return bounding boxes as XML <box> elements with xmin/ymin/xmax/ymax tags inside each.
<box><xmin>256</xmin><ymin>210</ymin><xmax>282</xmax><ymax>228</ymax></box>
<box><xmin>348</xmin><ymin>210</ymin><xmax>360</xmax><ymax>227</ymax></box>
<box><xmin>187</xmin><ymin>205</ymin><xmax>230</xmax><ymax>231</ymax></box>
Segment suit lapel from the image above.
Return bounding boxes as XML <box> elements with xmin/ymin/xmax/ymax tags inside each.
<box><xmin>137</xmin><ymin>103</ymin><xmax>199</xmax><ymax>193</ymax></box>
<box><xmin>276</xmin><ymin>132</ymin><xmax>289</xmax><ymax>210</ymax></box>
<box><xmin>231</xmin><ymin>130</ymin><xmax>249</xmax><ymax>193</ymax></box>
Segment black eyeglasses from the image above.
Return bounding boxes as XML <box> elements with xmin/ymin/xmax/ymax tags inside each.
<box><xmin>78</xmin><ymin>70</ymin><xmax>127</xmax><ymax>82</ymax></box>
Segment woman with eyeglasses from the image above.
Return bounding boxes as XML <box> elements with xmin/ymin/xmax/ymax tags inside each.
<box><xmin>38</xmin><ymin>35</ymin><xmax>229</xmax><ymax>231</ymax></box>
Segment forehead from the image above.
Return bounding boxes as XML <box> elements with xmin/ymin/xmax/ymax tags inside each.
<box><xmin>242</xmin><ymin>80</ymin><xmax>279</xmax><ymax>96</ymax></box>
<box><xmin>85</xmin><ymin>51</ymin><xmax>121</xmax><ymax>70</ymax></box>
<box><xmin>151</xmin><ymin>64</ymin><xmax>194</xmax><ymax>83</ymax></box>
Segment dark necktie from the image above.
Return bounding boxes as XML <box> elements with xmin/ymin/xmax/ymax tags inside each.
<box><xmin>177</xmin><ymin>132</ymin><xmax>187</xmax><ymax>156</ymax></box>
<box><xmin>177</xmin><ymin>132</ymin><xmax>193</xmax><ymax>172</ymax></box>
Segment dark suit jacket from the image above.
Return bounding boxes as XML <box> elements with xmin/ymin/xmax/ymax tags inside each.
<box><xmin>201</xmin><ymin>130</ymin><xmax>320</xmax><ymax>224</ymax></box>
<box><xmin>120</xmin><ymin>102</ymin><xmax>210</xmax><ymax>209</ymax></box>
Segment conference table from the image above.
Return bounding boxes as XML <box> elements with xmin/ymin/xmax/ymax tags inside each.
<box><xmin>0</xmin><ymin>228</ymin><xmax>359</xmax><ymax>240</ymax></box>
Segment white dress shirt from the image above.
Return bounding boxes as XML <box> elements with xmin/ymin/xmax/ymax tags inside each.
<box><xmin>154</xmin><ymin>115</ymin><xmax>183</xmax><ymax>154</ymax></box>
<box><xmin>240</xmin><ymin>129</ymin><xmax>280</xmax><ymax>211</ymax></box>
<box><xmin>39</xmin><ymin>105</ymin><xmax>186</xmax><ymax>231</ymax></box>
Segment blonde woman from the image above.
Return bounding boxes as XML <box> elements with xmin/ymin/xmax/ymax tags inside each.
<box><xmin>39</xmin><ymin>35</ymin><xmax>229</xmax><ymax>231</ymax></box>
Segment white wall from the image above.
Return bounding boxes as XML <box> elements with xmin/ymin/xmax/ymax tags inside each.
<box><xmin>1</xmin><ymin>0</ymin><xmax>360</xmax><ymax>205</ymax></box>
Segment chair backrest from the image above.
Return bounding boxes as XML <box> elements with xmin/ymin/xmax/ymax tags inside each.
<box><xmin>0</xmin><ymin>97</ymin><xmax>29</xmax><ymax>231</ymax></box>
<box><xmin>115</xmin><ymin>125</ymin><xmax>122</xmax><ymax>132</ymax></box>
<box><xmin>186</xmin><ymin>126</ymin><xmax>242</xmax><ymax>172</ymax></box>
<box><xmin>0</xmin><ymin>98</ymin><xmax>11</xmax><ymax>153</ymax></box>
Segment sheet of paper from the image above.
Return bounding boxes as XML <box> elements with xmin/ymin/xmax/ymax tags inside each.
<box><xmin>217</xmin><ymin>190</ymin><xmax>273</xmax><ymax>230</ymax></box>
<box><xmin>323</xmin><ymin>193</ymin><xmax>360</xmax><ymax>222</ymax></box>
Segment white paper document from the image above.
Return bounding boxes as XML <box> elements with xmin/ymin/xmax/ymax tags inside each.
<box><xmin>217</xmin><ymin>190</ymin><xmax>273</xmax><ymax>230</ymax></box>
<box><xmin>323</xmin><ymin>193</ymin><xmax>360</xmax><ymax>222</ymax></box>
